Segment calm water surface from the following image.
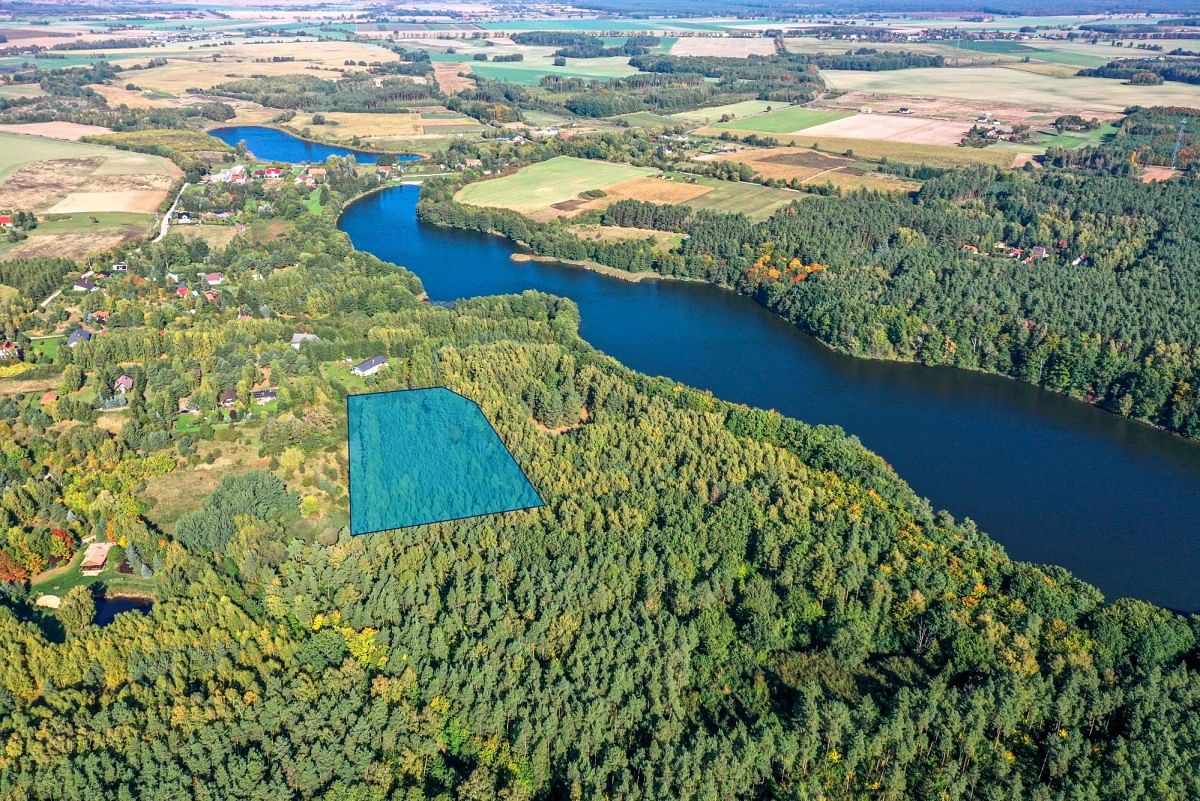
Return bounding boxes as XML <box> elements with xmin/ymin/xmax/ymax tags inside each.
<box><xmin>94</xmin><ymin>596</ymin><xmax>153</xmax><ymax>627</ymax></box>
<box><xmin>341</xmin><ymin>186</ymin><xmax>1200</xmax><ymax>611</ymax></box>
<box><xmin>210</xmin><ymin>126</ymin><xmax>420</xmax><ymax>165</ymax></box>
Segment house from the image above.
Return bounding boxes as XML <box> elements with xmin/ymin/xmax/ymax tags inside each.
<box><xmin>175</xmin><ymin>285</ymin><xmax>191</xmax><ymax>299</ymax></box>
<box><xmin>290</xmin><ymin>332</ymin><xmax>320</xmax><ymax>350</ymax></box>
<box><xmin>41</xmin><ymin>392</ymin><xmax>58</xmax><ymax>405</ymax></box>
<box><xmin>217</xmin><ymin>389</ymin><xmax>237</xmax><ymax>408</ymax></box>
<box><xmin>252</xmin><ymin>388</ymin><xmax>278</xmax><ymax>405</ymax></box>
<box><xmin>204</xmin><ymin>289</ymin><xmax>219</xmax><ymax>303</ymax></box>
<box><xmin>174</xmin><ymin>211</ymin><xmax>191</xmax><ymax>224</ymax></box>
<box><xmin>230</xmin><ymin>165</ymin><xmax>247</xmax><ymax>184</ymax></box>
<box><xmin>113</xmin><ymin>375</ymin><xmax>134</xmax><ymax>394</ymax></box>
<box><xmin>204</xmin><ymin>272</ymin><xmax>224</xmax><ymax>286</ymax></box>
<box><xmin>112</xmin><ymin>261</ymin><xmax>128</xmax><ymax>272</ymax></box>
<box><xmin>264</xmin><ymin>167</ymin><xmax>284</xmax><ymax>179</ymax></box>
<box><xmin>1007</xmin><ymin>248</ymin><xmax>1024</xmax><ymax>258</ymax></box>
<box><xmin>1031</xmin><ymin>245</ymin><xmax>1048</xmax><ymax>259</ymax></box>
<box><xmin>0</xmin><ymin>342</ymin><xmax>20</xmax><ymax>361</ymax></box>
<box><xmin>80</xmin><ymin>541</ymin><xmax>114</xmax><ymax>576</ymax></box>
<box><xmin>166</xmin><ymin>271</ymin><xmax>181</xmax><ymax>283</ymax></box>
<box><xmin>86</xmin><ymin>310</ymin><xmax>111</xmax><ymax>325</ymax></box>
<box><xmin>1072</xmin><ymin>254</ymin><xmax>1089</xmax><ymax>267</ymax></box>
<box><xmin>66</xmin><ymin>329</ymin><xmax>92</xmax><ymax>348</ymax></box>
<box><xmin>351</xmin><ymin>355</ymin><xmax>387</xmax><ymax>377</ymax></box>
<box><xmin>307</xmin><ymin>167</ymin><xmax>327</xmax><ymax>180</ymax></box>
<box><xmin>178</xmin><ymin>396</ymin><xmax>199</xmax><ymax>414</ymax></box>
<box><xmin>252</xmin><ymin>169</ymin><xmax>266</xmax><ymax>180</ymax></box>
<box><xmin>72</xmin><ymin>277</ymin><xmax>98</xmax><ymax>293</ymax></box>
<box><xmin>961</xmin><ymin>244</ymin><xmax>979</xmax><ymax>254</ymax></box>
<box><xmin>0</xmin><ymin>215</ymin><xmax>11</xmax><ymax>227</ymax></box>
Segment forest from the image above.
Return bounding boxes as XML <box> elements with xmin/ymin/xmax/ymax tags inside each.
<box><xmin>0</xmin><ymin>186</ymin><xmax>1198</xmax><ymax>798</ymax></box>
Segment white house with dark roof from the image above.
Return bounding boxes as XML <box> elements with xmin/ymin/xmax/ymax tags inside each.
<box><xmin>351</xmin><ymin>355</ymin><xmax>387</xmax><ymax>377</ymax></box>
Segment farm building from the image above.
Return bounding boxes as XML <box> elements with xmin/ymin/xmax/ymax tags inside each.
<box><xmin>352</xmin><ymin>355</ymin><xmax>388</xmax><ymax>377</ymax></box>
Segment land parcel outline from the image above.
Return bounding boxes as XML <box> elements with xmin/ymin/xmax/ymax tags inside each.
<box><xmin>347</xmin><ymin>387</ymin><xmax>543</xmax><ymax>534</ymax></box>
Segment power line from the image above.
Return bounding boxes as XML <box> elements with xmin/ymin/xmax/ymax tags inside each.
<box><xmin>1170</xmin><ymin>116</ymin><xmax>1188</xmax><ymax>170</ymax></box>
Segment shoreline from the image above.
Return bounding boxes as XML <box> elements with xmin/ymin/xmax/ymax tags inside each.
<box><xmin>208</xmin><ymin>123</ymin><xmax>427</xmax><ymax>161</ymax></box>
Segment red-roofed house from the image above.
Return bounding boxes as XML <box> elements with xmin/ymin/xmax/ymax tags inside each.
<box><xmin>113</xmin><ymin>375</ymin><xmax>134</xmax><ymax>394</ymax></box>
<box><xmin>175</xmin><ymin>285</ymin><xmax>191</xmax><ymax>299</ymax></box>
<box><xmin>204</xmin><ymin>272</ymin><xmax>224</xmax><ymax>286</ymax></box>
<box><xmin>0</xmin><ymin>215</ymin><xmax>11</xmax><ymax>227</ymax></box>
<box><xmin>264</xmin><ymin>167</ymin><xmax>284</xmax><ymax>178</ymax></box>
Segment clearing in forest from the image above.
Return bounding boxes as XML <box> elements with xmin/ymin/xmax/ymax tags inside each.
<box><xmin>669</xmin><ymin>36</ymin><xmax>778</xmax><ymax>58</ymax></box>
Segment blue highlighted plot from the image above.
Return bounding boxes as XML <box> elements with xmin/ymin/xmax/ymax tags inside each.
<box><xmin>347</xmin><ymin>388</ymin><xmax>543</xmax><ymax>534</ymax></box>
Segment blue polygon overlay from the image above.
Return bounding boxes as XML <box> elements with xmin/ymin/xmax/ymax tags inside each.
<box><xmin>347</xmin><ymin>388</ymin><xmax>543</xmax><ymax>534</ymax></box>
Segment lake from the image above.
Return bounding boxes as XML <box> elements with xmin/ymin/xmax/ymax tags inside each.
<box><xmin>210</xmin><ymin>126</ymin><xmax>420</xmax><ymax>165</ymax></box>
<box><xmin>218</xmin><ymin>127</ymin><xmax>1200</xmax><ymax>611</ymax></box>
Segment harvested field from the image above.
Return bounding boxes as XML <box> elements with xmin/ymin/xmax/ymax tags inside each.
<box><xmin>801</xmin><ymin>113</ymin><xmax>971</xmax><ymax>146</ymax></box>
<box><xmin>433</xmin><ymin>61</ymin><xmax>475</xmax><ymax>93</ymax></box>
<box><xmin>0</xmin><ymin>231</ymin><xmax>135</xmax><ymax>262</ymax></box>
<box><xmin>93</xmin><ymin>84</ymin><xmax>187</xmax><ymax>109</ymax></box>
<box><xmin>822</xmin><ymin>67</ymin><xmax>1200</xmax><ymax>116</ymax></box>
<box><xmin>670</xmin><ymin>36</ymin><xmax>777</xmax><ymax>57</ymax></box>
<box><xmin>695</xmin><ymin>147</ymin><xmax>921</xmax><ymax>192</ymax></box>
<box><xmin>600</xmin><ymin>176</ymin><xmax>712</xmax><ymax>204</ymax></box>
<box><xmin>813</xmin><ymin>92</ymin><xmax>1075</xmax><ymax>127</ymax></box>
<box><xmin>0</xmin><ymin>122</ymin><xmax>110</xmax><ymax>141</ymax></box>
<box><xmin>47</xmin><ymin>190</ymin><xmax>165</xmax><ymax>214</ymax></box>
<box><xmin>289</xmin><ymin>110</ymin><xmax>482</xmax><ymax>143</ymax></box>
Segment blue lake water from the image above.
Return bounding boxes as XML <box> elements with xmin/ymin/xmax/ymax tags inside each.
<box><xmin>210</xmin><ymin>126</ymin><xmax>420</xmax><ymax>164</ymax></box>
<box><xmin>342</xmin><ymin>186</ymin><xmax>1200</xmax><ymax>611</ymax></box>
<box><xmin>220</xmin><ymin>125</ymin><xmax>1200</xmax><ymax>610</ymax></box>
<box><xmin>347</xmin><ymin>388</ymin><xmax>543</xmax><ymax>534</ymax></box>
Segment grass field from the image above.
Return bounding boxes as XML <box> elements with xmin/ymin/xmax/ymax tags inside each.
<box><xmin>694</xmin><ymin>147</ymin><xmax>922</xmax><ymax>193</ymax></box>
<box><xmin>821</xmin><ymin>67</ymin><xmax>1200</xmax><ymax>116</ymax></box>
<box><xmin>670</xmin><ymin>100</ymin><xmax>780</xmax><ymax>126</ymax></box>
<box><xmin>712</xmin><ymin>107</ymin><xmax>854</xmax><ymax>133</ymax></box>
<box><xmin>456</xmin><ymin>157</ymin><xmax>657</xmax><ymax>216</ymax></box>
<box><xmin>288</xmin><ymin>111</ymin><xmax>483</xmax><ymax>144</ymax></box>
<box><xmin>671</xmin><ymin>174</ymin><xmax>799</xmax><ymax>220</ymax></box>
<box><xmin>697</xmin><ymin>129</ymin><xmax>1020</xmax><ymax>168</ymax></box>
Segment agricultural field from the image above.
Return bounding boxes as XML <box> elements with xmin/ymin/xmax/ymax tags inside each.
<box><xmin>0</xmin><ymin>132</ymin><xmax>179</xmax><ymax>260</ymax></box>
<box><xmin>699</xmin><ymin>129</ymin><xmax>1022</xmax><ymax>169</ymax></box>
<box><xmin>668</xmin><ymin>174</ymin><xmax>800</xmax><ymax>220</ymax></box>
<box><xmin>669</xmin><ymin>100</ymin><xmax>780</xmax><ymax>126</ymax></box>
<box><xmin>821</xmin><ymin>67</ymin><xmax>1200</xmax><ymax>116</ymax></box>
<box><xmin>713</xmin><ymin>106</ymin><xmax>854</xmax><ymax>134</ymax></box>
<box><xmin>115</xmin><ymin>40</ymin><xmax>400</xmax><ymax>94</ymax></box>
<box><xmin>669</xmin><ymin>36</ymin><xmax>778</xmax><ymax>58</ymax></box>
<box><xmin>432</xmin><ymin>61</ymin><xmax>475</xmax><ymax>93</ymax></box>
<box><xmin>0</xmin><ymin>122</ymin><xmax>111</xmax><ymax>141</ymax></box>
<box><xmin>800</xmin><ymin>113</ymin><xmax>972</xmax><ymax>146</ymax></box>
<box><xmin>693</xmin><ymin>147</ymin><xmax>922</xmax><ymax>192</ymax></box>
<box><xmin>455</xmin><ymin>156</ymin><xmax>657</xmax><ymax>219</ymax></box>
<box><xmin>288</xmin><ymin>111</ymin><xmax>483</xmax><ymax>145</ymax></box>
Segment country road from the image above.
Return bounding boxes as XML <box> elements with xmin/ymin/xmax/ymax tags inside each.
<box><xmin>153</xmin><ymin>182</ymin><xmax>188</xmax><ymax>243</ymax></box>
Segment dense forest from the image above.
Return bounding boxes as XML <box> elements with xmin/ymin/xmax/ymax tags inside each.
<box><xmin>1</xmin><ymin>191</ymin><xmax>1199</xmax><ymax>798</ymax></box>
<box><xmin>422</xmin><ymin>121</ymin><xmax>1200</xmax><ymax>440</ymax></box>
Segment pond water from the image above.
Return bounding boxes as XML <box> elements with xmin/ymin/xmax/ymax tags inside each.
<box><xmin>94</xmin><ymin>596</ymin><xmax>153</xmax><ymax>627</ymax></box>
<box><xmin>210</xmin><ymin>126</ymin><xmax>420</xmax><ymax>165</ymax></box>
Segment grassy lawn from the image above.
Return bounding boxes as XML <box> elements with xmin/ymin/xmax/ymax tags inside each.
<box><xmin>35</xmin><ymin>211</ymin><xmax>156</xmax><ymax>233</ymax></box>
<box><xmin>31</xmin><ymin>546</ymin><xmax>156</xmax><ymax>597</ymax></box>
<box><xmin>30</xmin><ymin>336</ymin><xmax>65</xmax><ymax>362</ymax></box>
<box><xmin>612</xmin><ymin>111</ymin><xmax>681</xmax><ymax>129</ymax></box>
<box><xmin>1031</xmin><ymin>122</ymin><xmax>1119</xmax><ymax>149</ymax></box>
<box><xmin>455</xmin><ymin>156</ymin><xmax>657</xmax><ymax>215</ymax></box>
<box><xmin>322</xmin><ymin>361</ymin><xmax>374</xmax><ymax>393</ymax></box>
<box><xmin>712</xmin><ymin>107</ymin><xmax>854</xmax><ymax>134</ymax></box>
